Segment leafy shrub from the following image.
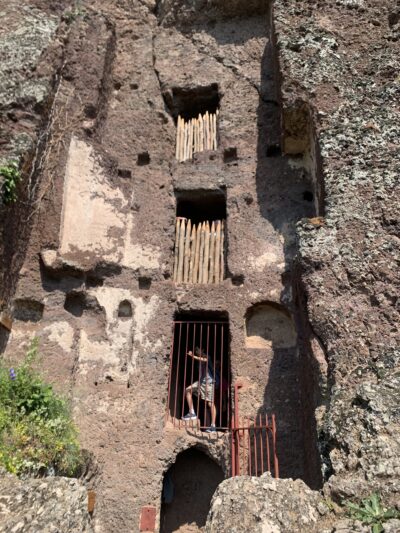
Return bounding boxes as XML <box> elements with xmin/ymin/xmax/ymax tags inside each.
<box><xmin>345</xmin><ymin>493</ymin><xmax>400</xmax><ymax>533</ymax></box>
<box><xmin>0</xmin><ymin>161</ymin><xmax>21</xmax><ymax>204</ymax></box>
<box><xmin>63</xmin><ymin>1</ymin><xmax>87</xmax><ymax>24</ymax></box>
<box><xmin>0</xmin><ymin>339</ymin><xmax>82</xmax><ymax>476</ymax></box>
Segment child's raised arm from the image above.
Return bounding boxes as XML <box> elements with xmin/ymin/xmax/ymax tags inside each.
<box><xmin>187</xmin><ymin>350</ymin><xmax>207</xmax><ymax>362</ymax></box>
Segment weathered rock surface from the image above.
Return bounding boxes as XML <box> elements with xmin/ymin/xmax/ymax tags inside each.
<box><xmin>206</xmin><ymin>472</ymin><xmax>400</xmax><ymax>533</ymax></box>
<box><xmin>0</xmin><ymin>470</ymin><xmax>93</xmax><ymax>533</ymax></box>
<box><xmin>274</xmin><ymin>0</ymin><xmax>400</xmax><ymax>505</ymax></box>
<box><xmin>0</xmin><ymin>0</ymin><xmax>399</xmax><ymax>532</ymax></box>
<box><xmin>0</xmin><ymin>2</ymin><xmax>59</xmax><ymax>165</ymax></box>
<box><xmin>206</xmin><ymin>473</ymin><xmax>328</xmax><ymax>532</ymax></box>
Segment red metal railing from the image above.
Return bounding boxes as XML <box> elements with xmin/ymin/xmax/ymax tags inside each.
<box><xmin>231</xmin><ymin>413</ymin><xmax>279</xmax><ymax>478</ymax></box>
<box><xmin>166</xmin><ymin>320</ymin><xmax>231</xmax><ymax>430</ymax></box>
<box><xmin>166</xmin><ymin>322</ymin><xmax>279</xmax><ymax>478</ymax></box>
<box><xmin>231</xmin><ymin>382</ymin><xmax>279</xmax><ymax>477</ymax></box>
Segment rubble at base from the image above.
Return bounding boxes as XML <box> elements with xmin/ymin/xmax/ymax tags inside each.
<box><xmin>0</xmin><ymin>470</ymin><xmax>93</xmax><ymax>533</ymax></box>
<box><xmin>206</xmin><ymin>473</ymin><xmax>400</xmax><ymax>533</ymax></box>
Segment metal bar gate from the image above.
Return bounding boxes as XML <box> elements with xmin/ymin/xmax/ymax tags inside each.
<box><xmin>166</xmin><ymin>320</ymin><xmax>279</xmax><ymax>478</ymax></box>
<box><xmin>166</xmin><ymin>320</ymin><xmax>231</xmax><ymax>430</ymax></box>
<box><xmin>231</xmin><ymin>414</ymin><xmax>279</xmax><ymax>478</ymax></box>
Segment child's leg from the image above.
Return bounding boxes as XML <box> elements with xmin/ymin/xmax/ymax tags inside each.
<box><xmin>207</xmin><ymin>401</ymin><xmax>217</xmax><ymax>426</ymax></box>
<box><xmin>185</xmin><ymin>381</ymin><xmax>198</xmax><ymax>413</ymax></box>
<box><xmin>186</xmin><ymin>389</ymin><xmax>194</xmax><ymax>412</ymax></box>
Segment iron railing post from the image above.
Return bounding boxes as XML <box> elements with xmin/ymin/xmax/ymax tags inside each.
<box><xmin>272</xmin><ymin>414</ymin><xmax>279</xmax><ymax>478</ymax></box>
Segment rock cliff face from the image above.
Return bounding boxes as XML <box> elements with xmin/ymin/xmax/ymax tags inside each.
<box><xmin>273</xmin><ymin>0</ymin><xmax>400</xmax><ymax>506</ymax></box>
<box><xmin>206</xmin><ymin>473</ymin><xmax>329</xmax><ymax>533</ymax></box>
<box><xmin>0</xmin><ymin>0</ymin><xmax>399</xmax><ymax>532</ymax></box>
<box><xmin>206</xmin><ymin>473</ymin><xmax>400</xmax><ymax>533</ymax></box>
<box><xmin>206</xmin><ymin>0</ymin><xmax>400</xmax><ymax>530</ymax></box>
<box><xmin>0</xmin><ymin>470</ymin><xmax>93</xmax><ymax>533</ymax></box>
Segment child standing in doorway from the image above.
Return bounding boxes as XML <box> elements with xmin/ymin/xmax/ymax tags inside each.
<box><xmin>182</xmin><ymin>347</ymin><xmax>220</xmax><ymax>433</ymax></box>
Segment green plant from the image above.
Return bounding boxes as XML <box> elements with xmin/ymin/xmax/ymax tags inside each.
<box><xmin>0</xmin><ymin>339</ymin><xmax>82</xmax><ymax>476</ymax></box>
<box><xmin>322</xmin><ymin>496</ymin><xmax>336</xmax><ymax>512</ymax></box>
<box><xmin>63</xmin><ymin>1</ymin><xmax>87</xmax><ymax>23</ymax></box>
<box><xmin>345</xmin><ymin>493</ymin><xmax>400</xmax><ymax>533</ymax></box>
<box><xmin>0</xmin><ymin>161</ymin><xmax>21</xmax><ymax>204</ymax></box>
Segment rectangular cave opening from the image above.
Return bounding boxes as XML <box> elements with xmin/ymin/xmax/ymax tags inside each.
<box><xmin>167</xmin><ymin>313</ymin><xmax>231</xmax><ymax>431</ymax></box>
<box><xmin>171</xmin><ymin>84</ymin><xmax>220</xmax><ymax>162</ymax></box>
<box><xmin>176</xmin><ymin>189</ymin><xmax>226</xmax><ymax>223</ymax></box>
<box><xmin>171</xmin><ymin>84</ymin><xmax>220</xmax><ymax>121</ymax></box>
<box><xmin>173</xmin><ymin>190</ymin><xmax>226</xmax><ymax>284</ymax></box>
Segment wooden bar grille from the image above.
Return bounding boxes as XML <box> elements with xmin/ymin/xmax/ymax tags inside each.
<box><xmin>176</xmin><ymin>110</ymin><xmax>219</xmax><ymax>162</ymax></box>
<box><xmin>173</xmin><ymin>217</ymin><xmax>225</xmax><ymax>284</ymax></box>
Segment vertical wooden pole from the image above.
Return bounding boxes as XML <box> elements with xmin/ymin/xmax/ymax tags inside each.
<box><xmin>209</xmin><ymin>221</ymin><xmax>216</xmax><ymax>283</ymax></box>
<box><xmin>188</xmin><ymin>119</ymin><xmax>193</xmax><ymax>160</ymax></box>
<box><xmin>183</xmin><ymin>119</ymin><xmax>186</xmax><ymax>161</ymax></box>
<box><xmin>209</xmin><ymin>113</ymin><xmax>214</xmax><ymax>151</ymax></box>
<box><xmin>177</xmin><ymin>218</ymin><xmax>186</xmax><ymax>283</ymax></box>
<box><xmin>220</xmin><ymin>220</ymin><xmax>224</xmax><ymax>282</ymax></box>
<box><xmin>193</xmin><ymin>222</ymin><xmax>201</xmax><ymax>283</ymax></box>
<box><xmin>182</xmin><ymin>117</ymin><xmax>186</xmax><ymax>161</ymax></box>
<box><xmin>187</xmin><ymin>120</ymin><xmax>192</xmax><ymax>159</ymax></box>
<box><xmin>179</xmin><ymin>117</ymin><xmax>185</xmax><ymax>161</ymax></box>
<box><xmin>183</xmin><ymin>219</ymin><xmax>191</xmax><ymax>282</ymax></box>
<box><xmin>186</xmin><ymin>120</ymin><xmax>190</xmax><ymax>159</ymax></box>
<box><xmin>192</xmin><ymin>118</ymin><xmax>195</xmax><ymax>155</ymax></box>
<box><xmin>173</xmin><ymin>217</ymin><xmax>180</xmax><ymax>281</ymax></box>
<box><xmin>181</xmin><ymin>119</ymin><xmax>185</xmax><ymax>162</ymax></box>
<box><xmin>181</xmin><ymin>116</ymin><xmax>185</xmax><ymax>159</ymax></box>
<box><xmin>214</xmin><ymin>220</ymin><xmax>221</xmax><ymax>283</ymax></box>
<box><xmin>193</xmin><ymin>118</ymin><xmax>197</xmax><ymax>154</ymax></box>
<box><xmin>199</xmin><ymin>114</ymin><xmax>204</xmax><ymax>152</ymax></box>
<box><xmin>176</xmin><ymin>117</ymin><xmax>180</xmax><ymax>161</ymax></box>
<box><xmin>176</xmin><ymin>116</ymin><xmax>182</xmax><ymax>161</ymax></box>
<box><xmin>183</xmin><ymin>120</ymin><xmax>187</xmax><ymax>161</ymax></box>
<box><xmin>203</xmin><ymin>112</ymin><xmax>206</xmax><ymax>151</ymax></box>
<box><xmin>213</xmin><ymin>112</ymin><xmax>217</xmax><ymax>150</ymax></box>
<box><xmin>198</xmin><ymin>222</ymin><xmax>205</xmax><ymax>284</ymax></box>
<box><xmin>205</xmin><ymin>111</ymin><xmax>209</xmax><ymax>150</ymax></box>
<box><xmin>203</xmin><ymin>221</ymin><xmax>210</xmax><ymax>284</ymax></box>
<box><xmin>188</xmin><ymin>119</ymin><xmax>192</xmax><ymax>160</ymax></box>
<box><xmin>176</xmin><ymin>117</ymin><xmax>180</xmax><ymax>160</ymax></box>
<box><xmin>188</xmin><ymin>223</ymin><xmax>196</xmax><ymax>283</ymax></box>
<box><xmin>209</xmin><ymin>112</ymin><xmax>213</xmax><ymax>150</ymax></box>
<box><xmin>208</xmin><ymin>111</ymin><xmax>212</xmax><ymax>150</ymax></box>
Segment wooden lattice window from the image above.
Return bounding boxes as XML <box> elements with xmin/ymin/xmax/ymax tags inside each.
<box><xmin>176</xmin><ymin>110</ymin><xmax>219</xmax><ymax>162</ymax></box>
<box><xmin>168</xmin><ymin>84</ymin><xmax>220</xmax><ymax>162</ymax></box>
<box><xmin>173</xmin><ymin>190</ymin><xmax>226</xmax><ymax>284</ymax></box>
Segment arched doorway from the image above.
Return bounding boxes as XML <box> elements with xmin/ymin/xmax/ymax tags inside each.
<box><xmin>160</xmin><ymin>448</ymin><xmax>224</xmax><ymax>533</ymax></box>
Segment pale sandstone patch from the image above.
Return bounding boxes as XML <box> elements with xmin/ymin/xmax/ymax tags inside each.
<box><xmin>43</xmin><ymin>321</ymin><xmax>75</xmax><ymax>352</ymax></box>
<box><xmin>60</xmin><ymin>137</ymin><xmax>125</xmax><ymax>263</ymax></box>
<box><xmin>78</xmin><ymin>331</ymin><xmax>120</xmax><ymax>365</ymax></box>
<box><xmin>249</xmin><ymin>251</ymin><xmax>278</xmax><ymax>271</ymax></box>
<box><xmin>246</xmin><ymin>304</ymin><xmax>297</xmax><ymax>349</ymax></box>
<box><xmin>247</xmin><ymin>243</ymin><xmax>284</xmax><ymax>272</ymax></box>
<box><xmin>123</xmin><ymin>216</ymin><xmax>161</xmax><ymax>270</ymax></box>
<box><xmin>130</xmin><ymin>294</ymin><xmax>162</xmax><ymax>368</ymax></box>
<box><xmin>76</xmin><ymin>288</ymin><xmax>161</xmax><ymax>372</ymax></box>
<box><xmin>59</xmin><ymin>137</ymin><xmax>161</xmax><ymax>270</ymax></box>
